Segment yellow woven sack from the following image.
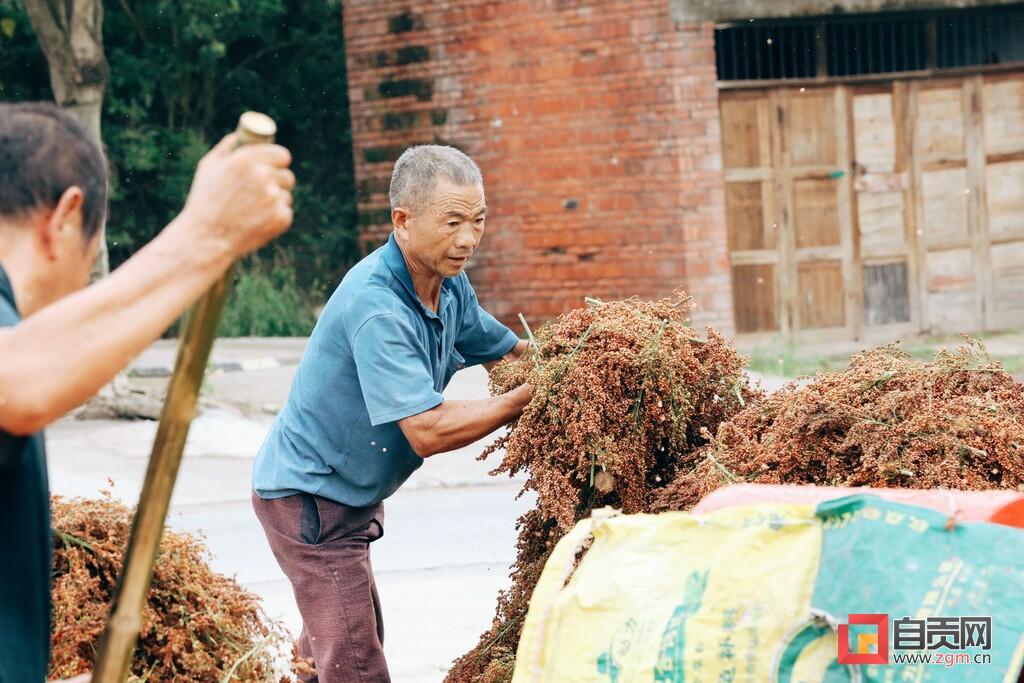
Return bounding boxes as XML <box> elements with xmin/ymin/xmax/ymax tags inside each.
<box><xmin>512</xmin><ymin>504</ymin><xmax>822</xmax><ymax>683</ymax></box>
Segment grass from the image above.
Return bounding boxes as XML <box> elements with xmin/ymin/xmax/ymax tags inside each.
<box><xmin>744</xmin><ymin>332</ymin><xmax>1024</xmax><ymax>378</ymax></box>
<box><xmin>217</xmin><ymin>260</ymin><xmax>316</xmax><ymax>338</ymax></box>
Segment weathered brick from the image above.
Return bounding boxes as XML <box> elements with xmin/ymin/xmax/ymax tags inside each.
<box><xmin>342</xmin><ymin>0</ymin><xmax>734</xmax><ymax>334</ymax></box>
<box><xmin>357</xmin><ymin>207</ymin><xmax>392</xmax><ymax>226</ymax></box>
<box><xmin>381</xmin><ymin>111</ymin><xmax>420</xmax><ymax>131</ymax></box>
<box><xmin>430</xmin><ymin>108</ymin><xmax>449</xmax><ymax>126</ymax></box>
<box><xmin>372</xmin><ymin>45</ymin><xmax>431</xmax><ymax>68</ymax></box>
<box><xmin>369</xmin><ymin>78</ymin><xmax>435</xmax><ymax>102</ymax></box>
<box><xmin>363</xmin><ymin>144</ymin><xmax>409</xmax><ymax>164</ymax></box>
<box><xmin>387</xmin><ymin>11</ymin><xmax>423</xmax><ymax>34</ymax></box>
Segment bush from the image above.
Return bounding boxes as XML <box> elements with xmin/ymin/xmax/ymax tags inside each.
<box><xmin>217</xmin><ymin>261</ymin><xmax>316</xmax><ymax>338</ymax></box>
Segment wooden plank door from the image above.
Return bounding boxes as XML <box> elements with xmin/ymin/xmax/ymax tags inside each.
<box><xmin>981</xmin><ymin>73</ymin><xmax>1024</xmax><ymax>329</ymax></box>
<box><xmin>850</xmin><ymin>84</ymin><xmax>919</xmax><ymax>338</ymax></box>
<box><xmin>910</xmin><ymin>78</ymin><xmax>984</xmax><ymax>332</ymax></box>
<box><xmin>722</xmin><ymin>85</ymin><xmax>858</xmax><ymax>339</ymax></box>
<box><xmin>778</xmin><ymin>87</ymin><xmax>856</xmax><ymax>338</ymax></box>
<box><xmin>720</xmin><ymin>92</ymin><xmax>782</xmax><ymax>335</ymax></box>
<box><xmin>721</xmin><ymin>69</ymin><xmax>1024</xmax><ymax>339</ymax></box>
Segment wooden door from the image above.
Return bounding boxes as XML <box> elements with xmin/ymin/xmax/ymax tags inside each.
<box><xmin>911</xmin><ymin>79</ymin><xmax>983</xmax><ymax>332</ymax></box>
<box><xmin>721</xmin><ymin>93</ymin><xmax>782</xmax><ymax>334</ymax></box>
<box><xmin>721</xmin><ymin>86</ymin><xmax>857</xmax><ymax>338</ymax></box>
<box><xmin>850</xmin><ymin>85</ymin><xmax>918</xmax><ymax>337</ymax></box>
<box><xmin>779</xmin><ymin>88</ymin><xmax>856</xmax><ymax>337</ymax></box>
<box><xmin>981</xmin><ymin>74</ymin><xmax>1024</xmax><ymax>329</ymax></box>
<box><xmin>721</xmin><ymin>70</ymin><xmax>1024</xmax><ymax>339</ymax></box>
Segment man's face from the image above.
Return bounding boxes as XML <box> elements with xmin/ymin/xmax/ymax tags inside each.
<box><xmin>399</xmin><ymin>177</ymin><xmax>486</xmax><ymax>279</ymax></box>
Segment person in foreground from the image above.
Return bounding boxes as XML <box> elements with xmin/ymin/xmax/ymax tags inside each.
<box><xmin>0</xmin><ymin>102</ymin><xmax>295</xmax><ymax>683</ymax></box>
<box><xmin>252</xmin><ymin>145</ymin><xmax>531</xmax><ymax>682</ymax></box>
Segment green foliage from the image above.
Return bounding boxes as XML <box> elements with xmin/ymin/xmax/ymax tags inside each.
<box><xmin>0</xmin><ymin>1</ymin><xmax>50</xmax><ymax>101</ymax></box>
<box><xmin>218</xmin><ymin>259</ymin><xmax>315</xmax><ymax>337</ymax></box>
<box><xmin>0</xmin><ymin>0</ymin><xmax>357</xmax><ymax>319</ymax></box>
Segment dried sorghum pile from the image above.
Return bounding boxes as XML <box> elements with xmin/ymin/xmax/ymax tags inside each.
<box><xmin>653</xmin><ymin>340</ymin><xmax>1024</xmax><ymax>512</ymax></box>
<box><xmin>48</xmin><ymin>494</ymin><xmax>292</xmax><ymax>682</ymax></box>
<box><xmin>446</xmin><ymin>293</ymin><xmax>756</xmax><ymax>682</ymax></box>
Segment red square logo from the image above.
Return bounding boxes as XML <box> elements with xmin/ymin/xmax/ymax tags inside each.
<box><xmin>838</xmin><ymin>613</ymin><xmax>889</xmax><ymax>664</ymax></box>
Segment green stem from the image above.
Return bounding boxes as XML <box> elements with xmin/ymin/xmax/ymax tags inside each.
<box><xmin>705</xmin><ymin>450</ymin><xmax>739</xmax><ymax>483</ymax></box>
<box><xmin>518</xmin><ymin>313</ymin><xmax>541</xmax><ymax>370</ymax></box>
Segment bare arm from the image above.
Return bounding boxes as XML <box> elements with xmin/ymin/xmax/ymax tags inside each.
<box><xmin>0</xmin><ymin>136</ymin><xmax>294</xmax><ymax>436</ymax></box>
<box><xmin>398</xmin><ymin>383</ymin><xmax>532</xmax><ymax>457</ymax></box>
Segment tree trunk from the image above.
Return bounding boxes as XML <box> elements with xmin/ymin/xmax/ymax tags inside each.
<box><xmin>23</xmin><ymin>0</ymin><xmax>109</xmax><ymax>280</ymax></box>
<box><xmin>24</xmin><ymin>0</ymin><xmax>162</xmax><ymax>420</ymax></box>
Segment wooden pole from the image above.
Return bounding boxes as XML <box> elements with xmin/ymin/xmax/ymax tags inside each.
<box><xmin>91</xmin><ymin>112</ymin><xmax>277</xmax><ymax>683</ymax></box>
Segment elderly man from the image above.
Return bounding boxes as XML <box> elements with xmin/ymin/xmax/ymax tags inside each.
<box><xmin>0</xmin><ymin>102</ymin><xmax>294</xmax><ymax>683</ymax></box>
<box><xmin>252</xmin><ymin>145</ymin><xmax>531</xmax><ymax>682</ymax></box>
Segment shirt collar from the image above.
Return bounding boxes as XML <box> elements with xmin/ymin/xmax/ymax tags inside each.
<box><xmin>0</xmin><ymin>264</ymin><xmax>16</xmax><ymax>315</ymax></box>
<box><xmin>381</xmin><ymin>233</ymin><xmax>453</xmax><ymax>320</ymax></box>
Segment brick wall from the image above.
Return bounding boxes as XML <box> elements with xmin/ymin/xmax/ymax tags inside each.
<box><xmin>342</xmin><ymin>0</ymin><xmax>734</xmax><ymax>334</ymax></box>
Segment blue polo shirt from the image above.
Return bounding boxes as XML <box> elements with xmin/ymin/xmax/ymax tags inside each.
<box><xmin>253</xmin><ymin>234</ymin><xmax>518</xmax><ymax>507</ymax></box>
<box><xmin>0</xmin><ymin>265</ymin><xmax>52</xmax><ymax>683</ymax></box>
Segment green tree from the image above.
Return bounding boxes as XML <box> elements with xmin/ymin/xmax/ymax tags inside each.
<box><xmin>0</xmin><ymin>2</ymin><xmax>50</xmax><ymax>101</ymax></box>
<box><xmin>101</xmin><ymin>0</ymin><xmax>358</xmax><ymax>295</ymax></box>
<box><xmin>0</xmin><ymin>0</ymin><xmax>358</xmax><ymax>327</ymax></box>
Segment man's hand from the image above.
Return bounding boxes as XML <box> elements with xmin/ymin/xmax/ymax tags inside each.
<box><xmin>504</xmin><ymin>382</ymin><xmax>533</xmax><ymax>411</ymax></box>
<box><xmin>179</xmin><ymin>133</ymin><xmax>295</xmax><ymax>260</ymax></box>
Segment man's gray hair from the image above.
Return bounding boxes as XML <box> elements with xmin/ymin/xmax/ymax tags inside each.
<box><xmin>389</xmin><ymin>145</ymin><xmax>483</xmax><ymax>210</ymax></box>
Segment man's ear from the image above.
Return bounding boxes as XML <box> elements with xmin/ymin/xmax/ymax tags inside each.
<box><xmin>392</xmin><ymin>206</ymin><xmax>411</xmax><ymax>241</ymax></box>
<box><xmin>40</xmin><ymin>186</ymin><xmax>85</xmax><ymax>260</ymax></box>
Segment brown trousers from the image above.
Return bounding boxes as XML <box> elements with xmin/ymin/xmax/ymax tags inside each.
<box><xmin>252</xmin><ymin>492</ymin><xmax>389</xmax><ymax>683</ymax></box>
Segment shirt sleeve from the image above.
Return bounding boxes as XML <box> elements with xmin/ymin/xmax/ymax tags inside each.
<box><xmin>352</xmin><ymin>313</ymin><xmax>444</xmax><ymax>426</ymax></box>
<box><xmin>454</xmin><ymin>283</ymin><xmax>520</xmax><ymax>367</ymax></box>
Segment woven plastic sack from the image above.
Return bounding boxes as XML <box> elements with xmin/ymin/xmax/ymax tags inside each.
<box><xmin>512</xmin><ymin>496</ymin><xmax>1024</xmax><ymax>683</ymax></box>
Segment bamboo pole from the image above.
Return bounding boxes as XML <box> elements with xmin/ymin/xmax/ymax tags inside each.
<box><xmin>91</xmin><ymin>112</ymin><xmax>277</xmax><ymax>683</ymax></box>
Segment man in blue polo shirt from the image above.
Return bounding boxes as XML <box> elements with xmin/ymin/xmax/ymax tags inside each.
<box><xmin>252</xmin><ymin>145</ymin><xmax>531</xmax><ymax>682</ymax></box>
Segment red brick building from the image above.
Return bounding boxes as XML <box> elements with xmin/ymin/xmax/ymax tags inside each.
<box><xmin>342</xmin><ymin>1</ymin><xmax>1024</xmax><ymax>340</ymax></box>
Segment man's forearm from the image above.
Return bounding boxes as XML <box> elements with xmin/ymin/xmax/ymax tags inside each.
<box><xmin>400</xmin><ymin>383</ymin><xmax>531</xmax><ymax>457</ymax></box>
<box><xmin>0</xmin><ymin>215</ymin><xmax>232</xmax><ymax>435</ymax></box>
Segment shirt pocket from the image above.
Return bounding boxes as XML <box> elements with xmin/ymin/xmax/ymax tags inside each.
<box><xmin>443</xmin><ymin>347</ymin><xmax>466</xmax><ymax>387</ymax></box>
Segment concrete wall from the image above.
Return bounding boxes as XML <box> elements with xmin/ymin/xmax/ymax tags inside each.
<box><xmin>670</xmin><ymin>0</ymin><xmax>1022</xmax><ymax>23</ymax></box>
<box><xmin>342</xmin><ymin>1</ymin><xmax>734</xmax><ymax>333</ymax></box>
